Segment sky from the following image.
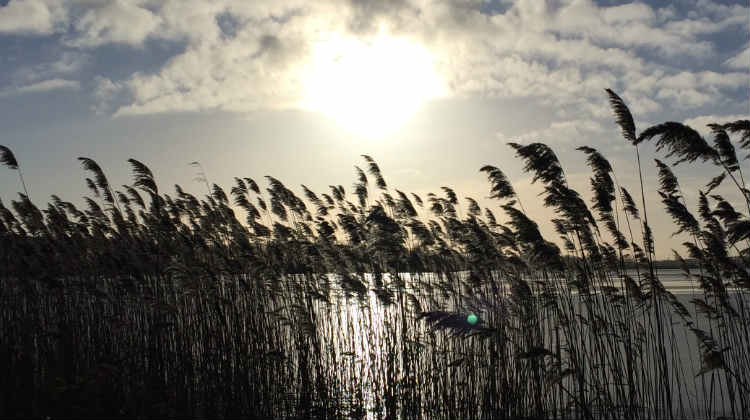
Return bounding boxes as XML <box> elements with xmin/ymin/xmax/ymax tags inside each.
<box><xmin>0</xmin><ymin>0</ymin><xmax>748</xmax><ymax>259</ymax></box>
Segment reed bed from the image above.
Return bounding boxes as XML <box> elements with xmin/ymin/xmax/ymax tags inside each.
<box><xmin>0</xmin><ymin>91</ymin><xmax>748</xmax><ymax>419</ymax></box>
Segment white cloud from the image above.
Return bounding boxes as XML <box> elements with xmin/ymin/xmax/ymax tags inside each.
<box><xmin>93</xmin><ymin>76</ymin><xmax>121</xmax><ymax>100</ymax></box>
<box><xmin>601</xmin><ymin>2</ymin><xmax>655</xmax><ymax>25</ymax></box>
<box><xmin>665</xmin><ymin>8</ymin><xmax>748</xmax><ymax>38</ymax></box>
<box><xmin>49</xmin><ymin>51</ymin><xmax>89</xmax><ymax>74</ymax></box>
<box><xmin>91</xmin><ymin>76</ymin><xmax>126</xmax><ymax>114</ymax></box>
<box><xmin>656</xmin><ymin>87</ymin><xmax>713</xmax><ymax>108</ymax></box>
<box><xmin>619</xmin><ymin>68</ymin><xmax>747</xmax><ymax>110</ymax></box>
<box><xmin>0</xmin><ymin>78</ymin><xmax>80</xmax><ymax>96</ymax></box>
<box><xmin>725</xmin><ymin>45</ymin><xmax>750</xmax><ymax>70</ymax></box>
<box><xmin>0</xmin><ymin>0</ymin><xmax>67</xmax><ymax>35</ymax></box>
<box><xmin>624</xmin><ymin>94</ymin><xmax>662</xmax><ymax>116</ymax></box>
<box><xmin>693</xmin><ymin>0</ymin><xmax>749</xmax><ymax>20</ymax></box>
<box><xmin>109</xmin><ymin>0</ymin><xmax>745</xmax><ymax>116</ymax></box>
<box><xmin>113</xmin><ymin>33</ymin><xmax>310</xmax><ymax>116</ymax></box>
<box><xmin>1</xmin><ymin>0</ymin><xmax>741</xmax><ymax>119</ymax></box>
<box><xmin>67</xmin><ymin>0</ymin><xmax>162</xmax><ymax>47</ymax></box>
<box><xmin>542</xmin><ymin>0</ymin><xmax>715</xmax><ymax>58</ymax></box>
<box><xmin>110</xmin><ymin>1</ymin><xmax>346</xmax><ymax>115</ymax></box>
<box><xmin>500</xmin><ymin>119</ymin><xmax>607</xmax><ymax>146</ymax></box>
<box><xmin>13</xmin><ymin>51</ymin><xmax>90</xmax><ymax>85</ymax></box>
<box><xmin>683</xmin><ymin>113</ymin><xmax>748</xmax><ymax>137</ymax></box>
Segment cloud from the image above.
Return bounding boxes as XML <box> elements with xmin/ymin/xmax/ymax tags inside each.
<box><xmin>0</xmin><ymin>0</ymin><xmax>745</xmax><ymax>119</ymax></box>
<box><xmin>600</xmin><ymin>2</ymin><xmax>655</xmax><ymax>24</ymax></box>
<box><xmin>683</xmin><ymin>113</ymin><xmax>748</xmax><ymax>137</ymax></box>
<box><xmin>725</xmin><ymin>44</ymin><xmax>750</xmax><ymax>70</ymax></box>
<box><xmin>12</xmin><ymin>51</ymin><xmax>90</xmax><ymax>85</ymax></box>
<box><xmin>108</xmin><ymin>0</ymin><xmax>745</xmax><ymax>116</ymax></box>
<box><xmin>0</xmin><ymin>78</ymin><xmax>80</xmax><ymax>96</ymax></box>
<box><xmin>619</xmin><ymin>68</ymin><xmax>747</xmax><ymax>111</ymax></box>
<box><xmin>91</xmin><ymin>76</ymin><xmax>127</xmax><ymax>114</ymax></box>
<box><xmin>67</xmin><ymin>0</ymin><xmax>162</xmax><ymax>47</ymax></box>
<box><xmin>0</xmin><ymin>0</ymin><xmax>67</xmax><ymax>35</ymax></box>
<box><xmin>623</xmin><ymin>94</ymin><xmax>662</xmax><ymax>116</ymax></box>
<box><xmin>498</xmin><ymin>119</ymin><xmax>607</xmax><ymax>146</ymax></box>
<box><xmin>112</xmin><ymin>32</ymin><xmax>310</xmax><ymax>116</ymax></box>
<box><xmin>664</xmin><ymin>9</ymin><xmax>748</xmax><ymax>38</ymax></box>
<box><xmin>537</xmin><ymin>0</ymin><xmax>720</xmax><ymax>58</ymax></box>
<box><xmin>110</xmin><ymin>1</ymin><xmax>343</xmax><ymax>115</ymax></box>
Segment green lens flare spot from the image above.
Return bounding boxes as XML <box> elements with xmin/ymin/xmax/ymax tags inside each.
<box><xmin>467</xmin><ymin>313</ymin><xmax>478</xmax><ymax>325</ymax></box>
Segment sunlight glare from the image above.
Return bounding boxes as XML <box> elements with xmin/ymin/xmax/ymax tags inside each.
<box><xmin>302</xmin><ymin>35</ymin><xmax>444</xmax><ymax>137</ymax></box>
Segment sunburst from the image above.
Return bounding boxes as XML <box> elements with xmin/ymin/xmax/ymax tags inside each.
<box><xmin>301</xmin><ymin>34</ymin><xmax>444</xmax><ymax>137</ymax></box>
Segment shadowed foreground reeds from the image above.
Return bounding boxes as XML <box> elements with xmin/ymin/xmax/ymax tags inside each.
<box><xmin>0</xmin><ymin>92</ymin><xmax>749</xmax><ymax>419</ymax></box>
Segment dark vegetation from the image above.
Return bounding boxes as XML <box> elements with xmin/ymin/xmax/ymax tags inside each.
<box><xmin>0</xmin><ymin>91</ymin><xmax>749</xmax><ymax>419</ymax></box>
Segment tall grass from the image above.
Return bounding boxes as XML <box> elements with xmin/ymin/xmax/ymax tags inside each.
<box><xmin>0</xmin><ymin>92</ymin><xmax>748</xmax><ymax>419</ymax></box>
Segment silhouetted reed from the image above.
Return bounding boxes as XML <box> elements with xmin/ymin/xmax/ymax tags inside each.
<box><xmin>0</xmin><ymin>91</ymin><xmax>748</xmax><ymax>419</ymax></box>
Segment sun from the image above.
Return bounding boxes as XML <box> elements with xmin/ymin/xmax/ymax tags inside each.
<box><xmin>301</xmin><ymin>34</ymin><xmax>445</xmax><ymax>137</ymax></box>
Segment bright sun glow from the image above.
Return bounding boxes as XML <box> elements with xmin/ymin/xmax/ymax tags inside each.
<box><xmin>302</xmin><ymin>34</ymin><xmax>445</xmax><ymax>137</ymax></box>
